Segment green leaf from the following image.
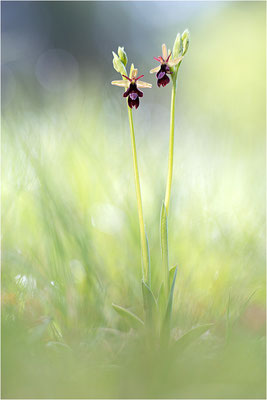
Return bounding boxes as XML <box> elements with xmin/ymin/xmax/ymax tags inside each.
<box><xmin>142</xmin><ymin>280</ymin><xmax>157</xmax><ymax>325</ymax></box>
<box><xmin>160</xmin><ymin>202</ymin><xmax>169</xmax><ymax>295</ymax></box>
<box><xmin>173</xmin><ymin>324</ymin><xmax>213</xmax><ymax>354</ymax></box>
<box><xmin>165</xmin><ymin>266</ymin><xmax>178</xmax><ymax>324</ymax></box>
<box><xmin>160</xmin><ymin>266</ymin><xmax>178</xmax><ymax>342</ymax></box>
<box><xmin>157</xmin><ymin>282</ymin><xmax>165</xmax><ymax>316</ymax></box>
<box><xmin>112</xmin><ymin>303</ymin><xmax>144</xmax><ymax>329</ymax></box>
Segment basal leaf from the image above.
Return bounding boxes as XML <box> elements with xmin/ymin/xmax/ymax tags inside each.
<box><xmin>112</xmin><ymin>303</ymin><xmax>144</xmax><ymax>329</ymax></box>
<box><xmin>160</xmin><ymin>266</ymin><xmax>178</xmax><ymax>342</ymax></box>
<box><xmin>142</xmin><ymin>280</ymin><xmax>157</xmax><ymax>325</ymax></box>
<box><xmin>165</xmin><ymin>266</ymin><xmax>178</xmax><ymax>324</ymax></box>
<box><xmin>173</xmin><ymin>323</ymin><xmax>214</xmax><ymax>354</ymax></box>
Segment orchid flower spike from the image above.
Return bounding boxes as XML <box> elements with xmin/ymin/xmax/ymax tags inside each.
<box><xmin>111</xmin><ymin>68</ymin><xmax>152</xmax><ymax>109</ymax></box>
<box><xmin>150</xmin><ymin>44</ymin><xmax>183</xmax><ymax>87</ymax></box>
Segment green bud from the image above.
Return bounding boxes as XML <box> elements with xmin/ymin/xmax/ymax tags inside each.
<box><xmin>118</xmin><ymin>46</ymin><xmax>128</xmax><ymax>66</ymax></box>
<box><xmin>112</xmin><ymin>51</ymin><xmax>127</xmax><ymax>76</ymax></box>
<box><xmin>182</xmin><ymin>29</ymin><xmax>190</xmax><ymax>56</ymax></box>
<box><xmin>172</xmin><ymin>32</ymin><xmax>183</xmax><ymax>59</ymax></box>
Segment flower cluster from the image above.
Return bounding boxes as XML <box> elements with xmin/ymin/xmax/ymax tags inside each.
<box><xmin>111</xmin><ymin>30</ymin><xmax>189</xmax><ymax>108</ymax></box>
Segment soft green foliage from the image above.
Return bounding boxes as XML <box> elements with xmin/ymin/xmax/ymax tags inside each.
<box><xmin>112</xmin><ymin>303</ymin><xmax>144</xmax><ymax>328</ymax></box>
<box><xmin>172</xmin><ymin>323</ymin><xmax>214</xmax><ymax>353</ymax></box>
<box><xmin>2</xmin><ymin>3</ymin><xmax>265</xmax><ymax>398</ymax></box>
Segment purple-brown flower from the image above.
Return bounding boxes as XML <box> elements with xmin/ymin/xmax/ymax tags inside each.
<box><xmin>150</xmin><ymin>44</ymin><xmax>183</xmax><ymax>87</ymax></box>
<box><xmin>111</xmin><ymin>68</ymin><xmax>152</xmax><ymax>109</ymax></box>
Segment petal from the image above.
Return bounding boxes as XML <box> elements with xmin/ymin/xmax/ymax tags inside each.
<box><xmin>166</xmin><ymin>52</ymin><xmax>172</xmax><ymax>63</ymax></box>
<box><xmin>111</xmin><ymin>80</ymin><xmax>129</xmax><ymax>88</ymax></box>
<box><xmin>122</xmin><ymin>74</ymin><xmax>132</xmax><ymax>82</ymax></box>
<box><xmin>162</xmin><ymin>44</ymin><xmax>168</xmax><ymax>60</ymax></box>
<box><xmin>150</xmin><ymin>66</ymin><xmax>161</xmax><ymax>74</ymax></box>
<box><xmin>137</xmin><ymin>80</ymin><xmax>152</xmax><ymax>88</ymax></box>
<box><xmin>168</xmin><ymin>56</ymin><xmax>183</xmax><ymax>67</ymax></box>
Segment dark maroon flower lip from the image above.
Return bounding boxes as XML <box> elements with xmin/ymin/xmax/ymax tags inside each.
<box><xmin>111</xmin><ymin>68</ymin><xmax>152</xmax><ymax>109</ymax></box>
<box><xmin>123</xmin><ymin>81</ymin><xmax>144</xmax><ymax>109</ymax></box>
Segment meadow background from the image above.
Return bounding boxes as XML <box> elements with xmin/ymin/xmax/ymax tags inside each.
<box><xmin>2</xmin><ymin>1</ymin><xmax>266</xmax><ymax>398</ymax></box>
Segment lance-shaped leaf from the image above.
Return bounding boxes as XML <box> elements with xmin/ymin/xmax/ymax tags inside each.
<box><xmin>112</xmin><ymin>303</ymin><xmax>144</xmax><ymax>329</ymax></box>
<box><xmin>173</xmin><ymin>324</ymin><xmax>214</xmax><ymax>354</ymax></box>
<box><xmin>157</xmin><ymin>282</ymin><xmax>164</xmax><ymax>313</ymax></box>
<box><xmin>142</xmin><ymin>280</ymin><xmax>157</xmax><ymax>325</ymax></box>
<box><xmin>160</xmin><ymin>202</ymin><xmax>169</xmax><ymax>296</ymax></box>
<box><xmin>165</xmin><ymin>266</ymin><xmax>178</xmax><ymax>324</ymax></box>
<box><xmin>160</xmin><ymin>266</ymin><xmax>178</xmax><ymax>342</ymax></box>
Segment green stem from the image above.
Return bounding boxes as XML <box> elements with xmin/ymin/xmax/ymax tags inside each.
<box><xmin>164</xmin><ymin>82</ymin><xmax>177</xmax><ymax>215</ymax></box>
<box><xmin>127</xmin><ymin>106</ymin><xmax>150</xmax><ymax>285</ymax></box>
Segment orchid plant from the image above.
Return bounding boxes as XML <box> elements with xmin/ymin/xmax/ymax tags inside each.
<box><xmin>111</xmin><ymin>35</ymin><xmax>212</xmax><ymax>348</ymax></box>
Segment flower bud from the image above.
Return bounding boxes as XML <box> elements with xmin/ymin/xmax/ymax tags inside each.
<box><xmin>172</xmin><ymin>32</ymin><xmax>183</xmax><ymax>59</ymax></box>
<box><xmin>182</xmin><ymin>29</ymin><xmax>190</xmax><ymax>56</ymax></box>
<box><xmin>112</xmin><ymin>51</ymin><xmax>127</xmax><ymax>76</ymax></box>
<box><xmin>118</xmin><ymin>46</ymin><xmax>128</xmax><ymax>66</ymax></box>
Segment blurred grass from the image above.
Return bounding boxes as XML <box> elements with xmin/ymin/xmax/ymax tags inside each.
<box><xmin>2</xmin><ymin>2</ymin><xmax>266</xmax><ymax>399</ymax></box>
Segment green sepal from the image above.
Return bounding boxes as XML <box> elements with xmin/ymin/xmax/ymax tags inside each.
<box><xmin>112</xmin><ymin>303</ymin><xmax>144</xmax><ymax>329</ymax></box>
<box><xmin>173</xmin><ymin>323</ymin><xmax>213</xmax><ymax>354</ymax></box>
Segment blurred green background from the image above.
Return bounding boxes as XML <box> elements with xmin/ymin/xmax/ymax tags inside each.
<box><xmin>2</xmin><ymin>1</ymin><xmax>266</xmax><ymax>398</ymax></box>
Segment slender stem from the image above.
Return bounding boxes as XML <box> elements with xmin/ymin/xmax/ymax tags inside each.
<box><xmin>127</xmin><ymin>106</ymin><xmax>150</xmax><ymax>285</ymax></box>
<box><xmin>164</xmin><ymin>82</ymin><xmax>177</xmax><ymax>215</ymax></box>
